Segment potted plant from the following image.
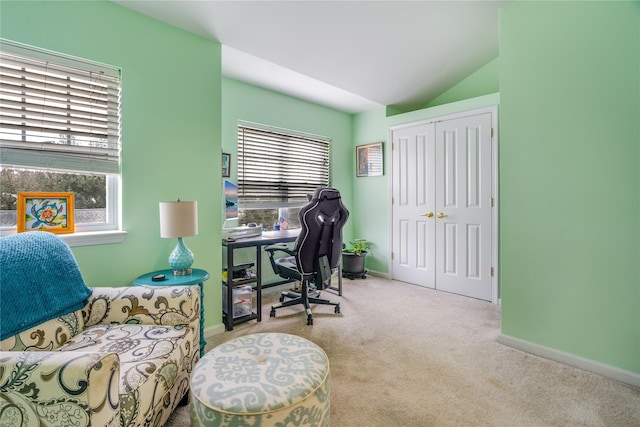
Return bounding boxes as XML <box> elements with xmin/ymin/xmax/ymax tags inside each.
<box><xmin>341</xmin><ymin>239</ymin><xmax>371</xmax><ymax>279</ymax></box>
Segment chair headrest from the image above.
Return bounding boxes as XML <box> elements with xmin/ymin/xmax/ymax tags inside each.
<box><xmin>310</xmin><ymin>187</ymin><xmax>341</xmax><ymax>202</ymax></box>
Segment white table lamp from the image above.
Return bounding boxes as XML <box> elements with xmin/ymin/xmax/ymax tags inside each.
<box><xmin>159</xmin><ymin>200</ymin><xmax>198</xmax><ymax>275</ymax></box>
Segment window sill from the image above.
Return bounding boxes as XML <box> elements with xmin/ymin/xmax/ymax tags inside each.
<box><xmin>60</xmin><ymin>230</ymin><xmax>128</xmax><ymax>247</ymax></box>
<box><xmin>0</xmin><ymin>230</ymin><xmax>127</xmax><ymax>246</ymax></box>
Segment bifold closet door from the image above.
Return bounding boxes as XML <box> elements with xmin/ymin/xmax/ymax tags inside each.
<box><xmin>391</xmin><ymin>122</ymin><xmax>436</xmax><ymax>288</ymax></box>
<box><xmin>434</xmin><ymin>113</ymin><xmax>492</xmax><ymax>301</ymax></box>
<box><xmin>391</xmin><ymin>112</ymin><xmax>493</xmax><ymax>301</ymax></box>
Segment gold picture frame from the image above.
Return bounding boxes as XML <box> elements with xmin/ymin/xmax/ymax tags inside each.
<box><xmin>356</xmin><ymin>142</ymin><xmax>383</xmax><ymax>177</ymax></box>
<box><xmin>17</xmin><ymin>192</ymin><xmax>75</xmax><ymax>234</ymax></box>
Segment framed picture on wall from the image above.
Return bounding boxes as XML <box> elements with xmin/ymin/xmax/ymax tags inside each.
<box><xmin>222</xmin><ymin>152</ymin><xmax>231</xmax><ymax>177</ymax></box>
<box><xmin>356</xmin><ymin>142</ymin><xmax>383</xmax><ymax>177</ymax></box>
<box><xmin>224</xmin><ymin>179</ymin><xmax>238</xmax><ymax>220</ymax></box>
<box><xmin>17</xmin><ymin>192</ymin><xmax>75</xmax><ymax>234</ymax></box>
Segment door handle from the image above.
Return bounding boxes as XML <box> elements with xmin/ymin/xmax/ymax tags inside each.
<box><xmin>437</xmin><ymin>212</ymin><xmax>448</xmax><ymax>219</ymax></box>
<box><xmin>421</xmin><ymin>212</ymin><xmax>434</xmax><ymax>218</ymax></box>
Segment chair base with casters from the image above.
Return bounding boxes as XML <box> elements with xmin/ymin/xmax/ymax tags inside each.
<box><xmin>271</xmin><ymin>295</ymin><xmax>340</xmax><ymax>326</ymax></box>
<box><xmin>270</xmin><ymin>271</ymin><xmax>341</xmax><ymax>326</ymax></box>
<box><xmin>265</xmin><ymin>251</ymin><xmax>341</xmax><ymax>326</ymax></box>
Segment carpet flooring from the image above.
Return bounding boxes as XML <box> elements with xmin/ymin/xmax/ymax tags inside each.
<box><xmin>165</xmin><ymin>277</ymin><xmax>640</xmax><ymax>426</ymax></box>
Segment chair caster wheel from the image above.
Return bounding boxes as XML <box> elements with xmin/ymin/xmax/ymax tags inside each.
<box><xmin>270</xmin><ymin>308</ymin><xmax>276</xmax><ymax>318</ymax></box>
<box><xmin>335</xmin><ymin>305</ymin><xmax>340</xmax><ymax>314</ymax></box>
<box><xmin>307</xmin><ymin>316</ymin><xmax>313</xmax><ymax>326</ymax></box>
<box><xmin>279</xmin><ymin>295</ymin><xmax>285</xmax><ymax>303</ymax></box>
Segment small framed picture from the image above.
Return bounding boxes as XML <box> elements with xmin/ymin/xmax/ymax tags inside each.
<box><xmin>222</xmin><ymin>152</ymin><xmax>231</xmax><ymax>177</ymax></box>
<box><xmin>356</xmin><ymin>142</ymin><xmax>383</xmax><ymax>177</ymax></box>
<box><xmin>17</xmin><ymin>192</ymin><xmax>75</xmax><ymax>234</ymax></box>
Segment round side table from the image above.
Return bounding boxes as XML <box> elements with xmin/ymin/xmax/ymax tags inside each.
<box><xmin>134</xmin><ymin>268</ymin><xmax>209</xmax><ymax>356</ymax></box>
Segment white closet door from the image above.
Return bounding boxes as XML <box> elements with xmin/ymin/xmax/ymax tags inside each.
<box><xmin>391</xmin><ymin>110</ymin><xmax>494</xmax><ymax>302</ymax></box>
<box><xmin>435</xmin><ymin>113</ymin><xmax>493</xmax><ymax>301</ymax></box>
<box><xmin>391</xmin><ymin>123</ymin><xmax>436</xmax><ymax>288</ymax></box>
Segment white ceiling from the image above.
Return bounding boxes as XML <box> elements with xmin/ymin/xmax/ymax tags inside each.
<box><xmin>113</xmin><ymin>1</ymin><xmax>508</xmax><ymax>114</ymax></box>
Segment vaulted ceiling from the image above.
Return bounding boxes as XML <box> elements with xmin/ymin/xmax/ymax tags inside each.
<box><xmin>113</xmin><ymin>1</ymin><xmax>508</xmax><ymax>114</ymax></box>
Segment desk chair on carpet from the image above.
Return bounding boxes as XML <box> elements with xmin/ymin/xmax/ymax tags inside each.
<box><xmin>265</xmin><ymin>188</ymin><xmax>349</xmax><ymax>325</ymax></box>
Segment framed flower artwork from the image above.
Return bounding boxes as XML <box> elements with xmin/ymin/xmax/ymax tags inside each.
<box><xmin>17</xmin><ymin>192</ymin><xmax>75</xmax><ymax>234</ymax></box>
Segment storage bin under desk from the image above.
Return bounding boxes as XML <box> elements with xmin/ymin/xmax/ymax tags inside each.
<box><xmin>222</xmin><ymin>230</ymin><xmax>300</xmax><ymax>331</ymax></box>
<box><xmin>222</xmin><ymin>284</ymin><xmax>253</xmax><ymax>319</ymax></box>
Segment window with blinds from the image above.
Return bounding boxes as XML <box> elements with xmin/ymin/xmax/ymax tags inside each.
<box><xmin>0</xmin><ymin>39</ymin><xmax>122</xmax><ymax>234</ymax></box>
<box><xmin>0</xmin><ymin>40</ymin><xmax>120</xmax><ymax>173</ymax></box>
<box><xmin>237</xmin><ymin>123</ymin><xmax>330</xmax><ymax>208</ymax></box>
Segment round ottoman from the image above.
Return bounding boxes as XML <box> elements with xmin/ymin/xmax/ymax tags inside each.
<box><xmin>190</xmin><ymin>332</ymin><xmax>330</xmax><ymax>426</ymax></box>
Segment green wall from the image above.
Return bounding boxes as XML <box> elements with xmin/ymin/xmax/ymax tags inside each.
<box><xmin>424</xmin><ymin>57</ymin><xmax>499</xmax><ymax>109</ymax></box>
<box><xmin>1</xmin><ymin>1</ymin><xmax>223</xmax><ymax>328</ymax></box>
<box><xmin>499</xmin><ymin>1</ymin><xmax>640</xmax><ymax>374</ymax></box>
<box><xmin>351</xmin><ymin>108</ymin><xmax>389</xmax><ymax>273</ymax></box>
<box><xmin>221</xmin><ymin>78</ymin><xmax>354</xmax><ymax>284</ymax></box>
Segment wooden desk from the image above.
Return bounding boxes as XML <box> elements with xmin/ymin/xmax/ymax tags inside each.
<box><xmin>222</xmin><ymin>230</ymin><xmax>299</xmax><ymax>331</ymax></box>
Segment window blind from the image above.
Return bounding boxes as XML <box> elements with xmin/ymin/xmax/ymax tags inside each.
<box><xmin>237</xmin><ymin>124</ymin><xmax>330</xmax><ymax>208</ymax></box>
<box><xmin>0</xmin><ymin>39</ymin><xmax>121</xmax><ymax>174</ymax></box>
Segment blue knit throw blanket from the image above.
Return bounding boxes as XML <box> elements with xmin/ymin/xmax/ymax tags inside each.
<box><xmin>0</xmin><ymin>232</ymin><xmax>93</xmax><ymax>341</ymax></box>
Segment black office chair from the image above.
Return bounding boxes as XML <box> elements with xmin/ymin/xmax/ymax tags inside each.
<box><xmin>265</xmin><ymin>188</ymin><xmax>349</xmax><ymax>325</ymax></box>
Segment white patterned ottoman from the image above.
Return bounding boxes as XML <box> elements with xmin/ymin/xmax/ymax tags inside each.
<box><xmin>190</xmin><ymin>332</ymin><xmax>330</xmax><ymax>426</ymax></box>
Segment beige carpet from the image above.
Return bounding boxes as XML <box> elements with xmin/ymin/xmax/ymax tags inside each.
<box><xmin>166</xmin><ymin>277</ymin><xmax>640</xmax><ymax>426</ymax></box>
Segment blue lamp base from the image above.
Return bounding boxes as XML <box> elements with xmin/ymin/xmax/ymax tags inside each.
<box><xmin>169</xmin><ymin>237</ymin><xmax>194</xmax><ymax>275</ymax></box>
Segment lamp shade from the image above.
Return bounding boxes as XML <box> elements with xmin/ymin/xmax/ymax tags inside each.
<box><xmin>159</xmin><ymin>200</ymin><xmax>198</xmax><ymax>238</ymax></box>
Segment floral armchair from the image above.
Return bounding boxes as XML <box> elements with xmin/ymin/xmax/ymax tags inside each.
<box><xmin>0</xmin><ymin>232</ymin><xmax>201</xmax><ymax>427</ymax></box>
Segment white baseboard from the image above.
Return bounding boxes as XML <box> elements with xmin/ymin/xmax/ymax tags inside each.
<box><xmin>497</xmin><ymin>334</ymin><xmax>640</xmax><ymax>388</ymax></box>
<box><xmin>366</xmin><ymin>269</ymin><xmax>390</xmax><ymax>279</ymax></box>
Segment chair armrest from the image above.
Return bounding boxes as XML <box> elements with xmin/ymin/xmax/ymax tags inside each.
<box><xmin>264</xmin><ymin>244</ymin><xmax>295</xmax><ymax>256</ymax></box>
<box><xmin>0</xmin><ymin>351</ymin><xmax>120</xmax><ymax>427</ymax></box>
<box><xmin>83</xmin><ymin>285</ymin><xmax>200</xmax><ymax>328</ymax></box>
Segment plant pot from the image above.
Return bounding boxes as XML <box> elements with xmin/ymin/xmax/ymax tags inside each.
<box><xmin>341</xmin><ymin>251</ymin><xmax>367</xmax><ymax>279</ymax></box>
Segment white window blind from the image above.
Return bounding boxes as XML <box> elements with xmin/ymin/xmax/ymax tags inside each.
<box><xmin>0</xmin><ymin>39</ymin><xmax>121</xmax><ymax>174</ymax></box>
<box><xmin>237</xmin><ymin>123</ymin><xmax>330</xmax><ymax>208</ymax></box>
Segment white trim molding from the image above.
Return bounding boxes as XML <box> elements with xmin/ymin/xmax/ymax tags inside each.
<box><xmin>61</xmin><ymin>231</ymin><xmax>127</xmax><ymax>247</ymax></box>
<box><xmin>498</xmin><ymin>334</ymin><xmax>640</xmax><ymax>388</ymax></box>
<box><xmin>366</xmin><ymin>269</ymin><xmax>391</xmax><ymax>280</ymax></box>
<box><xmin>0</xmin><ymin>230</ymin><xmax>128</xmax><ymax>246</ymax></box>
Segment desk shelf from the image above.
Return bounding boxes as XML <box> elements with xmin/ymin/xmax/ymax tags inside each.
<box><xmin>221</xmin><ymin>230</ymin><xmax>299</xmax><ymax>331</ymax></box>
<box><xmin>228</xmin><ymin>312</ymin><xmax>259</xmax><ymax>326</ymax></box>
<box><xmin>224</xmin><ymin>277</ymin><xmax>257</xmax><ymax>287</ymax></box>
